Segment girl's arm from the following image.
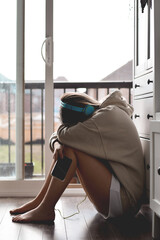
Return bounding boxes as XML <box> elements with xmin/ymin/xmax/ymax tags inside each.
<box><xmin>49</xmin><ymin>132</ymin><xmax>62</xmax><ymax>152</ymax></box>
<box><xmin>56</xmin><ymin>119</ymin><xmax>105</xmax><ymax>159</ymax></box>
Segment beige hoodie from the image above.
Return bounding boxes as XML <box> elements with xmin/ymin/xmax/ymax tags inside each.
<box><xmin>49</xmin><ymin>90</ymin><xmax>145</xmax><ymax>208</ymax></box>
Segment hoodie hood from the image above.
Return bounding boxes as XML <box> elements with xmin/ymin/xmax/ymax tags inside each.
<box><xmin>100</xmin><ymin>90</ymin><xmax>134</xmax><ymax>117</ymax></box>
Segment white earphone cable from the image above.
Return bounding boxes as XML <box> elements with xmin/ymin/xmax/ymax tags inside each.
<box><xmin>55</xmin><ymin>195</ymin><xmax>87</xmax><ymax>219</ymax></box>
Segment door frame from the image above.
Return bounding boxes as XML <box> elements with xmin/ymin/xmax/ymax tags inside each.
<box><xmin>0</xmin><ymin>0</ymin><xmax>53</xmax><ymax>197</ymax></box>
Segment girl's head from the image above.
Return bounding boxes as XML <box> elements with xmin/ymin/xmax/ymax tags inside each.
<box><xmin>60</xmin><ymin>92</ymin><xmax>100</xmax><ymax>126</ymax></box>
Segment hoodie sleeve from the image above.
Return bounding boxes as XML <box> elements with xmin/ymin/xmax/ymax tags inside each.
<box><xmin>56</xmin><ymin>118</ymin><xmax>105</xmax><ymax>158</ymax></box>
<box><xmin>49</xmin><ymin>132</ymin><xmax>58</xmax><ymax>152</ymax></box>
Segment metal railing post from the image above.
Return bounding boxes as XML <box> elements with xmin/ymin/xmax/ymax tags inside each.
<box><xmin>8</xmin><ymin>85</ymin><xmax>11</xmax><ymax>163</ymax></box>
<box><xmin>30</xmin><ymin>89</ymin><xmax>33</xmax><ymax>163</ymax></box>
<box><xmin>41</xmin><ymin>89</ymin><xmax>44</xmax><ymax>175</ymax></box>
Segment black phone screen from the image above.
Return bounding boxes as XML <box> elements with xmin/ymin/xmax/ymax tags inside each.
<box><xmin>51</xmin><ymin>156</ymin><xmax>72</xmax><ymax>181</ymax></box>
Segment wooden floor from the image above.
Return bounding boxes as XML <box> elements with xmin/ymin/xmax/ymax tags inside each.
<box><xmin>0</xmin><ymin>197</ymin><xmax>152</xmax><ymax>240</ymax></box>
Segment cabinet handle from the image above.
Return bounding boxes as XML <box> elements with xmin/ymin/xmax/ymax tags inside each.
<box><xmin>147</xmin><ymin>79</ymin><xmax>153</xmax><ymax>85</ymax></box>
<box><xmin>135</xmin><ymin>84</ymin><xmax>140</xmax><ymax>88</ymax></box>
<box><xmin>146</xmin><ymin>164</ymin><xmax>150</xmax><ymax>170</ymax></box>
<box><xmin>158</xmin><ymin>168</ymin><xmax>160</xmax><ymax>175</ymax></box>
<box><xmin>134</xmin><ymin>114</ymin><xmax>140</xmax><ymax>119</ymax></box>
<box><xmin>147</xmin><ymin>114</ymin><xmax>153</xmax><ymax>119</ymax></box>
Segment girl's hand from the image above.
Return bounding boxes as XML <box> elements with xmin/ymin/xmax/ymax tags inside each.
<box><xmin>53</xmin><ymin>142</ymin><xmax>64</xmax><ymax>161</ymax></box>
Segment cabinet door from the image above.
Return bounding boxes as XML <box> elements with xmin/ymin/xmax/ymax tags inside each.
<box><xmin>134</xmin><ymin>71</ymin><xmax>153</xmax><ymax>96</ymax></box>
<box><xmin>134</xmin><ymin>0</ymin><xmax>153</xmax><ymax>76</ymax></box>
<box><xmin>150</xmin><ymin>121</ymin><xmax>160</xmax><ymax>216</ymax></box>
<box><xmin>133</xmin><ymin>96</ymin><xmax>153</xmax><ymax>138</ymax></box>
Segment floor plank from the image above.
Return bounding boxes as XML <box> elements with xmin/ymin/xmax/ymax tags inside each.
<box><xmin>80</xmin><ymin>197</ymin><xmax>116</xmax><ymax>240</ymax></box>
<box><xmin>0</xmin><ymin>198</ymin><xmax>9</xmax><ymax>223</ymax></box>
<box><xmin>0</xmin><ymin>199</ymin><xmax>22</xmax><ymax>240</ymax></box>
<box><xmin>0</xmin><ymin>197</ymin><xmax>152</xmax><ymax>240</ymax></box>
<box><xmin>18</xmin><ymin>223</ymin><xmax>43</xmax><ymax>240</ymax></box>
<box><xmin>61</xmin><ymin>196</ymin><xmax>92</xmax><ymax>240</ymax></box>
<box><xmin>82</xmin><ymin>198</ymin><xmax>152</xmax><ymax>240</ymax></box>
<box><xmin>42</xmin><ymin>199</ymin><xmax>67</xmax><ymax>240</ymax></box>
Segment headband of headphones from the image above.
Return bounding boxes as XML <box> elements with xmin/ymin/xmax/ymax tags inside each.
<box><xmin>61</xmin><ymin>101</ymin><xmax>95</xmax><ymax>116</ymax></box>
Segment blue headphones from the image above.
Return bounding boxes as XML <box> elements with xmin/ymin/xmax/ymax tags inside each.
<box><xmin>61</xmin><ymin>101</ymin><xmax>95</xmax><ymax>116</ymax></box>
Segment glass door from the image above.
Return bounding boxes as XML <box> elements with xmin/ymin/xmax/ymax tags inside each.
<box><xmin>0</xmin><ymin>0</ymin><xmax>16</xmax><ymax>180</ymax></box>
<box><xmin>24</xmin><ymin>0</ymin><xmax>53</xmax><ymax>179</ymax></box>
<box><xmin>0</xmin><ymin>0</ymin><xmax>53</xmax><ymax>196</ymax></box>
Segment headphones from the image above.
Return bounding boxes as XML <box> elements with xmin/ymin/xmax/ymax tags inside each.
<box><xmin>61</xmin><ymin>101</ymin><xmax>95</xmax><ymax>116</ymax></box>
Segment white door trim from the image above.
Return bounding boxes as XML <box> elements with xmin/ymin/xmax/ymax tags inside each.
<box><xmin>44</xmin><ymin>0</ymin><xmax>54</xmax><ymax>177</ymax></box>
<box><xmin>0</xmin><ymin>0</ymin><xmax>54</xmax><ymax>197</ymax></box>
<box><xmin>16</xmin><ymin>0</ymin><xmax>25</xmax><ymax>180</ymax></box>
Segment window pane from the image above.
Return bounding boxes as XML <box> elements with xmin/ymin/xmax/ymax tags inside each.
<box><xmin>25</xmin><ymin>0</ymin><xmax>45</xmax><ymax>179</ymax></box>
<box><xmin>25</xmin><ymin>0</ymin><xmax>45</xmax><ymax>81</ymax></box>
<box><xmin>54</xmin><ymin>0</ymin><xmax>133</xmax><ymax>82</ymax></box>
<box><xmin>0</xmin><ymin>1</ymin><xmax>16</xmax><ymax>179</ymax></box>
<box><xmin>149</xmin><ymin>0</ymin><xmax>153</xmax><ymax>60</ymax></box>
<box><xmin>137</xmin><ymin>0</ymin><xmax>147</xmax><ymax>66</ymax></box>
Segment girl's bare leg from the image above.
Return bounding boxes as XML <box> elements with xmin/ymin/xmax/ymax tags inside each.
<box><xmin>75</xmin><ymin>150</ymin><xmax>112</xmax><ymax>216</ymax></box>
<box><xmin>12</xmin><ymin>146</ymin><xmax>112</xmax><ymax>223</ymax></box>
<box><xmin>10</xmin><ymin>159</ymin><xmax>56</xmax><ymax>215</ymax></box>
<box><xmin>12</xmin><ymin>146</ymin><xmax>77</xmax><ymax>223</ymax></box>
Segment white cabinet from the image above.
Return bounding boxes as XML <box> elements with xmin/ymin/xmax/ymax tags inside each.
<box><xmin>134</xmin><ymin>0</ymin><xmax>160</xmax><ymax>239</ymax></box>
<box><xmin>133</xmin><ymin>0</ymin><xmax>153</xmax><ymax>201</ymax></box>
<box><xmin>134</xmin><ymin>0</ymin><xmax>153</xmax><ymax>77</ymax></box>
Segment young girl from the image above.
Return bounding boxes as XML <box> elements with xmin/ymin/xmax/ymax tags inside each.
<box><xmin>10</xmin><ymin>90</ymin><xmax>145</xmax><ymax>223</ymax></box>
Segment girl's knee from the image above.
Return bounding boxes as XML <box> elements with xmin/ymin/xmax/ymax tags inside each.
<box><xmin>63</xmin><ymin>146</ymin><xmax>77</xmax><ymax>165</ymax></box>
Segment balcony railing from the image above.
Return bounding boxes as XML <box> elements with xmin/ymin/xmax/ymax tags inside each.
<box><xmin>0</xmin><ymin>81</ymin><xmax>132</xmax><ymax>178</ymax></box>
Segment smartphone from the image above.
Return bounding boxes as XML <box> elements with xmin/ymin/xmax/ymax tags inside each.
<box><xmin>51</xmin><ymin>156</ymin><xmax>72</xmax><ymax>181</ymax></box>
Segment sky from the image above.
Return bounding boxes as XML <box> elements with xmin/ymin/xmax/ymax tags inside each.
<box><xmin>0</xmin><ymin>0</ymin><xmax>134</xmax><ymax>82</ymax></box>
<box><xmin>0</xmin><ymin>0</ymin><xmax>16</xmax><ymax>81</ymax></box>
<box><xmin>54</xmin><ymin>0</ymin><xmax>134</xmax><ymax>82</ymax></box>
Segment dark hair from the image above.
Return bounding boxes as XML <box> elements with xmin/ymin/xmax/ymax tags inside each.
<box><xmin>60</xmin><ymin>92</ymin><xmax>100</xmax><ymax>126</ymax></box>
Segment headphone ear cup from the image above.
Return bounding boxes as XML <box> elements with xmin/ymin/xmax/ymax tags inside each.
<box><xmin>84</xmin><ymin>105</ymin><xmax>95</xmax><ymax>116</ymax></box>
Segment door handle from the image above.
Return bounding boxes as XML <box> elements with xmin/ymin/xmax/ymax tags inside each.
<box><xmin>41</xmin><ymin>37</ymin><xmax>53</xmax><ymax>66</ymax></box>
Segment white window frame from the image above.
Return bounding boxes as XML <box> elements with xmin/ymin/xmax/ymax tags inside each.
<box><xmin>0</xmin><ymin>0</ymin><xmax>53</xmax><ymax>197</ymax></box>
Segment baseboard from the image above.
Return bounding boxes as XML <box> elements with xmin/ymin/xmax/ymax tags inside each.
<box><xmin>0</xmin><ymin>180</ymin><xmax>85</xmax><ymax>197</ymax></box>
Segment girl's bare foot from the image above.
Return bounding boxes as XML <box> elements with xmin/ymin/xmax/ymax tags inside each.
<box><xmin>10</xmin><ymin>198</ymin><xmax>41</xmax><ymax>215</ymax></box>
<box><xmin>12</xmin><ymin>206</ymin><xmax>55</xmax><ymax>224</ymax></box>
